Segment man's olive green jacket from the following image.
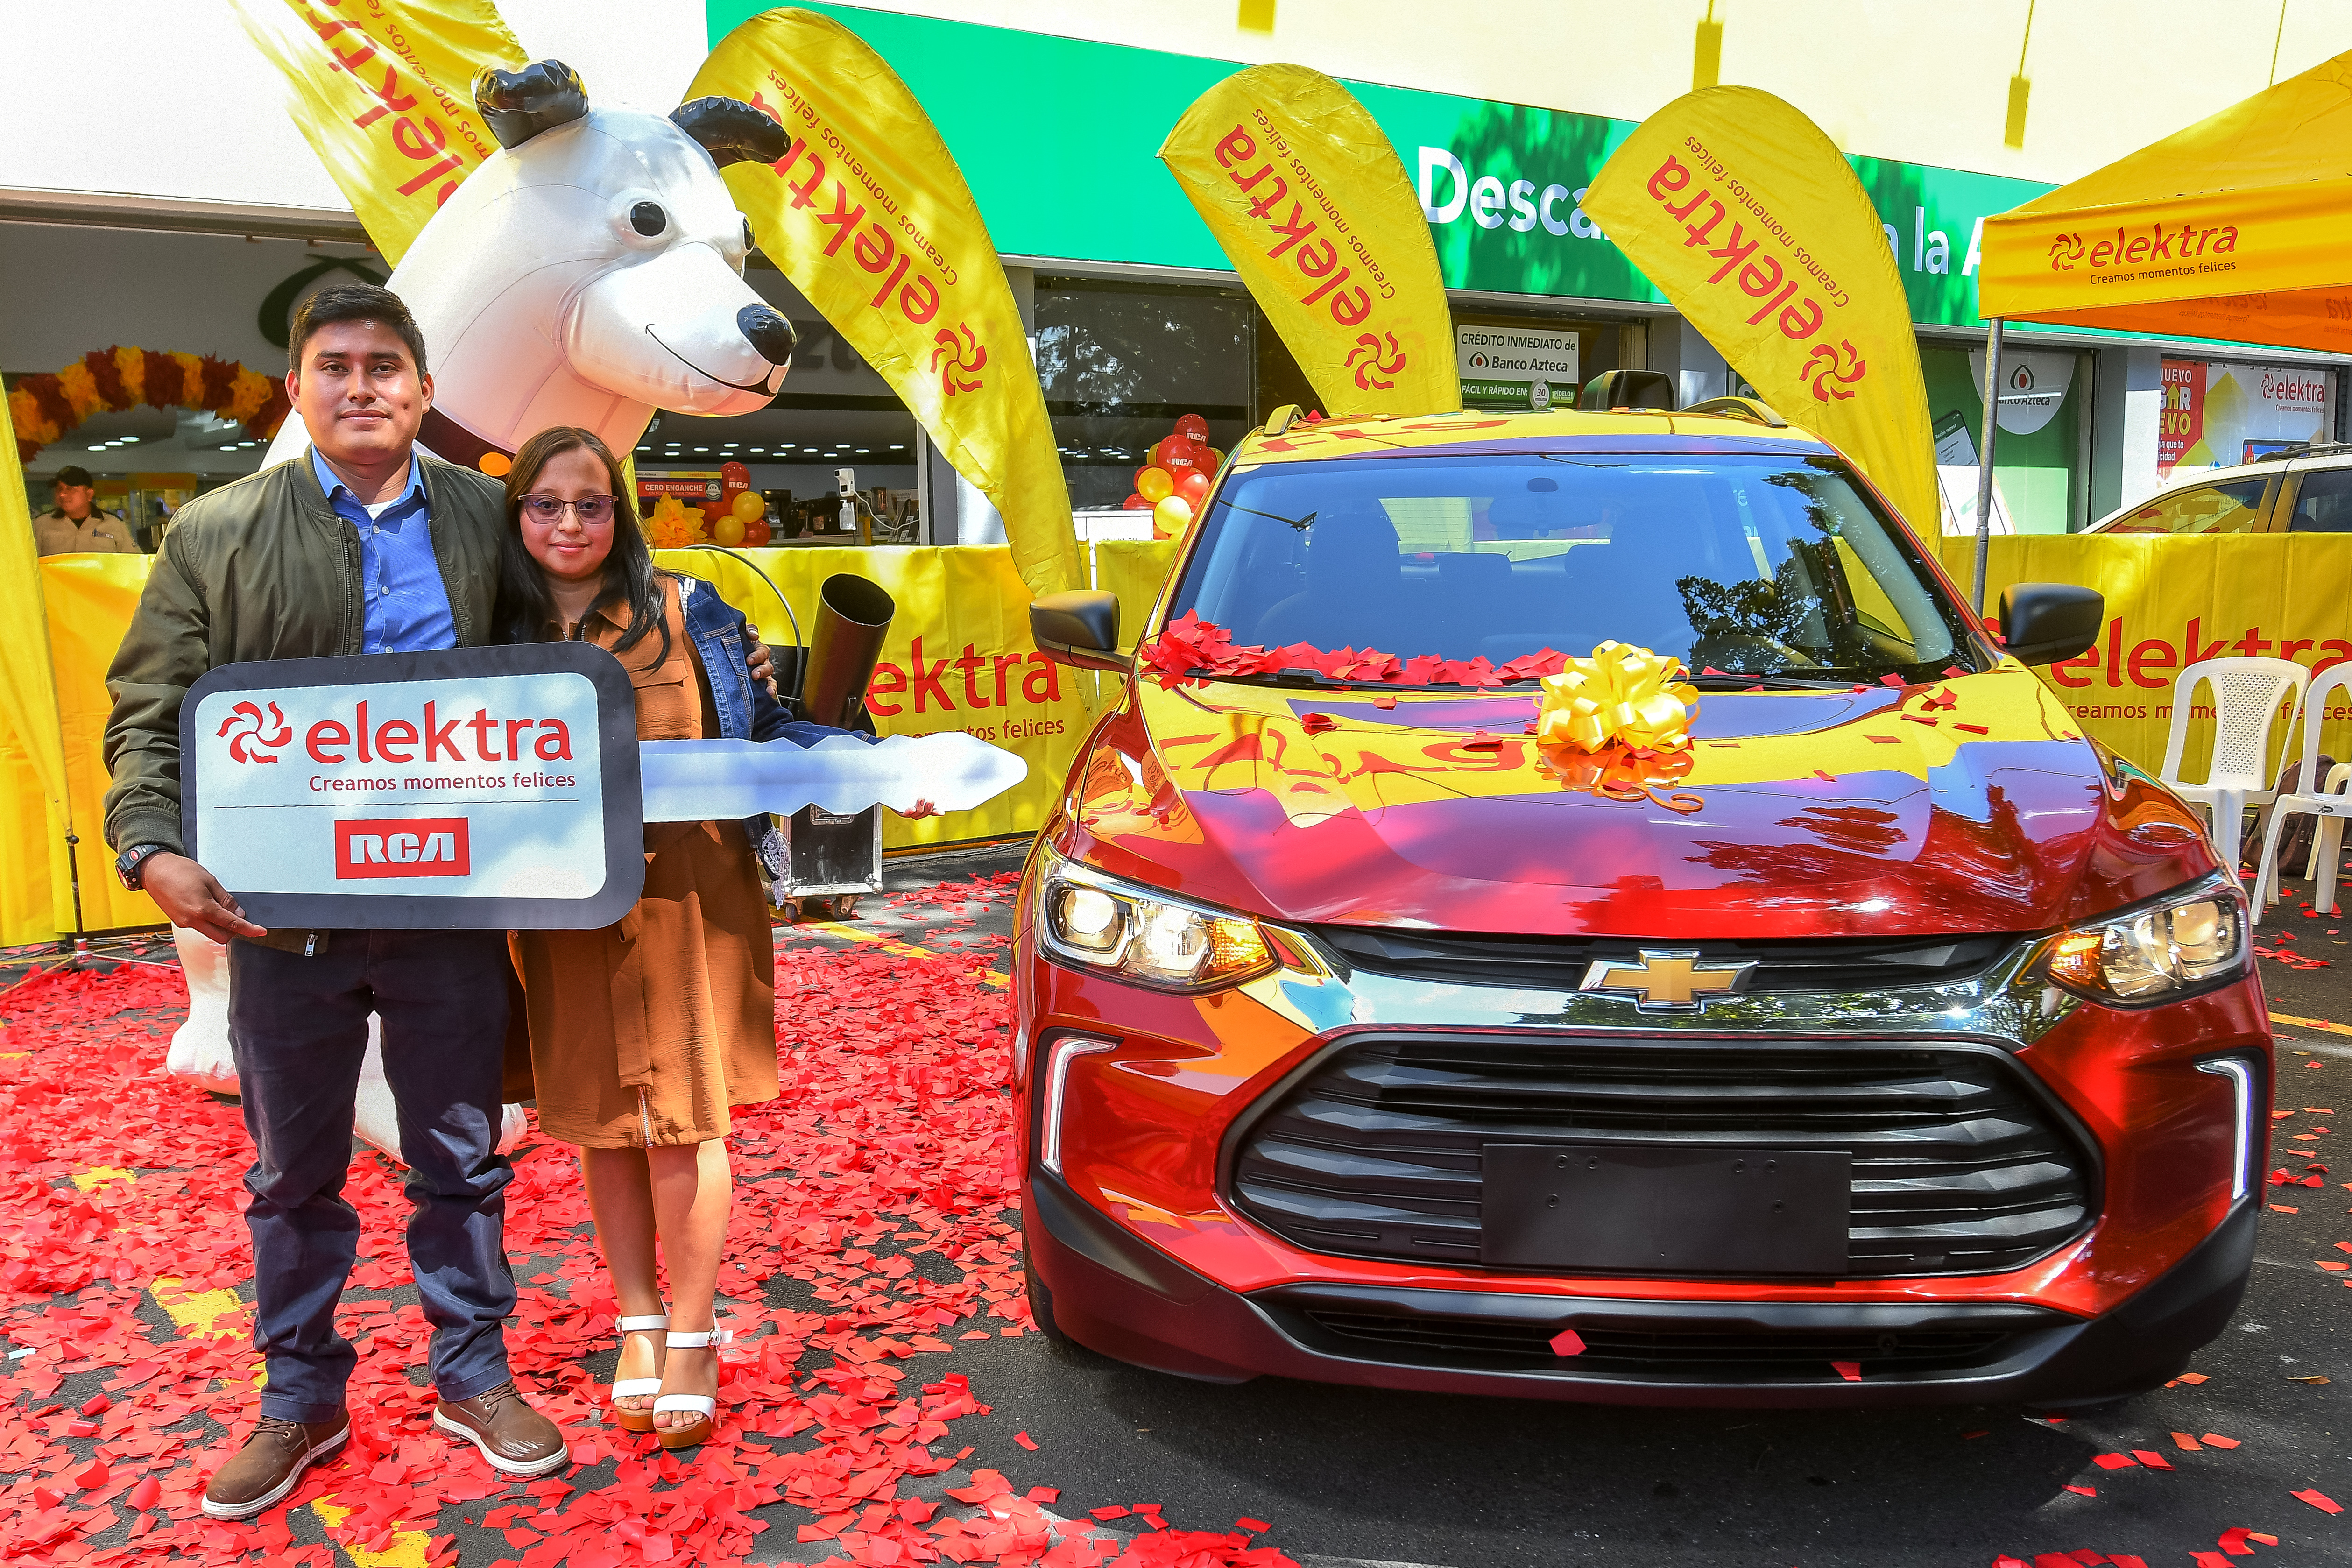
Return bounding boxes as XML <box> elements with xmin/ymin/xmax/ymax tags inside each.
<box><xmin>102</xmin><ymin>449</ymin><xmax>508</xmax><ymax>858</ymax></box>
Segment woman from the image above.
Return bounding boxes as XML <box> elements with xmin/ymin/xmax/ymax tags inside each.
<box><xmin>495</xmin><ymin>426</ymin><xmax>916</xmax><ymax>1449</ymax></box>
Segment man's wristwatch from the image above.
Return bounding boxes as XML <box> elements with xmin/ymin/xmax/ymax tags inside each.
<box><xmin>115</xmin><ymin>843</ymin><xmax>171</xmax><ymax>891</ymax></box>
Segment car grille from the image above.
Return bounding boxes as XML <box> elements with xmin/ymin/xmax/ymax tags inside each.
<box><xmin>1312</xmin><ymin>925</ymin><xmax>2019</xmax><ymax>995</ymax></box>
<box><xmin>1293</xmin><ymin>1310</ymin><xmax>2017</xmax><ymax>1377</ymax></box>
<box><xmin>1229</xmin><ymin>1036</ymin><xmax>2096</xmax><ymax>1278</ymax></box>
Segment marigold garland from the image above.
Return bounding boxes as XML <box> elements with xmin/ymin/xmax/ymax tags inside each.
<box><xmin>8</xmin><ymin>347</ymin><xmax>292</xmax><ymax>463</ymax></box>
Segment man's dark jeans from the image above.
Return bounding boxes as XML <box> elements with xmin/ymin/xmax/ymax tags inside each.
<box><xmin>228</xmin><ymin>929</ymin><xmax>516</xmax><ymax>1422</ymax></box>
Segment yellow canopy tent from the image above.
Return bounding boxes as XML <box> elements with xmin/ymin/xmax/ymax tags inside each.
<box><xmin>1965</xmin><ymin>49</ymin><xmax>2352</xmax><ymax>606</ymax></box>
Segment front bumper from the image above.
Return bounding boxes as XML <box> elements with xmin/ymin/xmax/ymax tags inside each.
<box><xmin>1026</xmin><ymin>1169</ymin><xmax>2260</xmax><ymax>1407</ymax></box>
<box><xmin>1016</xmin><ymin>870</ymin><xmax>2274</xmax><ymax>1406</ymax></box>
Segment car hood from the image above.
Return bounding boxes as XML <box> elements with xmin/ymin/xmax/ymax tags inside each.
<box><xmin>1061</xmin><ymin>667</ymin><xmax>2215</xmax><ymax>939</ymax></box>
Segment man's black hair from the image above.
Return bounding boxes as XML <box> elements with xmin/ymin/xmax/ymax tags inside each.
<box><xmin>288</xmin><ymin>283</ymin><xmax>430</xmax><ymax>377</ymax></box>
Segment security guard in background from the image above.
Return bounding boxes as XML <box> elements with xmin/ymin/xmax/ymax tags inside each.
<box><xmin>34</xmin><ymin>466</ymin><xmax>136</xmax><ymax>555</ymax></box>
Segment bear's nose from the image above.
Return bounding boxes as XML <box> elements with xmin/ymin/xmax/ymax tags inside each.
<box><xmin>737</xmin><ymin>304</ymin><xmax>797</xmax><ymax>368</ymax></box>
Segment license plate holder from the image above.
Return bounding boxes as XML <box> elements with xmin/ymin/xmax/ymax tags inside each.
<box><xmin>1481</xmin><ymin>1142</ymin><xmax>1852</xmax><ymax>1275</ymax></box>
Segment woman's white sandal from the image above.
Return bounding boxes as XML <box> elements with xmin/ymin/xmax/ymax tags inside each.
<box><xmin>608</xmin><ymin>1313</ymin><xmax>668</xmax><ymax>1434</ymax></box>
<box><xmin>651</xmin><ymin>1327</ymin><xmax>730</xmax><ymax>1450</ymax></box>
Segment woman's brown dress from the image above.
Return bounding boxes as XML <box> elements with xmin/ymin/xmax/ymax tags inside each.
<box><xmin>510</xmin><ymin>577</ymin><xmax>777</xmax><ymax>1147</ymax></box>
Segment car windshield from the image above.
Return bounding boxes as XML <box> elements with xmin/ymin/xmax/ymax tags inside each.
<box><xmin>1166</xmin><ymin>452</ymin><xmax>1984</xmax><ymax>684</ymax></box>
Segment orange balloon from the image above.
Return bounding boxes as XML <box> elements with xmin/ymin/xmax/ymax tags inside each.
<box><xmin>1137</xmin><ymin>466</ymin><xmax>1174</xmax><ymax>503</ymax></box>
<box><xmin>731</xmin><ymin>490</ymin><xmax>766</xmax><ymax>522</ymax></box>
<box><xmin>1152</xmin><ymin>495</ymin><xmax>1194</xmax><ymax>536</ymax></box>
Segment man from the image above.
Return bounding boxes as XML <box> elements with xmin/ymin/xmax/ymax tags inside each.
<box><xmin>102</xmin><ymin>284</ymin><xmax>569</xmax><ymax>1519</ymax></box>
<box><xmin>33</xmin><ymin>465</ymin><xmax>136</xmax><ymax>554</ymax></box>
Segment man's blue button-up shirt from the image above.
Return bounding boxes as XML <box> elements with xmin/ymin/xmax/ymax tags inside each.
<box><xmin>311</xmin><ymin>447</ymin><xmax>458</xmax><ymax>654</ymax></box>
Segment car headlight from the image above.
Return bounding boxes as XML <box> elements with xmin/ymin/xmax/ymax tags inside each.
<box><xmin>1037</xmin><ymin>853</ymin><xmax>1275</xmax><ymax>992</ymax></box>
<box><xmin>2043</xmin><ymin>877</ymin><xmax>2248</xmax><ymax>1004</ymax></box>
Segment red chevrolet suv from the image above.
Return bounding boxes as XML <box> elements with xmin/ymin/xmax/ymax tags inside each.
<box><xmin>1015</xmin><ymin>403</ymin><xmax>2269</xmax><ymax>1407</ymax></box>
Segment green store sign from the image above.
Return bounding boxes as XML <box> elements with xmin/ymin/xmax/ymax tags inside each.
<box><xmin>712</xmin><ymin>2</ymin><xmax>2054</xmax><ymax>332</ymax></box>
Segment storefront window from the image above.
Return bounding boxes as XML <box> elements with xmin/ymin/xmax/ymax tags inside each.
<box><xmin>1034</xmin><ymin>279</ymin><xmax>1253</xmax><ymax>511</ymax></box>
<box><xmin>1922</xmin><ymin>343</ymin><xmax>2086</xmax><ymax>535</ymax></box>
<box><xmin>2159</xmin><ymin>357</ymin><xmax>2333</xmax><ymax>479</ymax></box>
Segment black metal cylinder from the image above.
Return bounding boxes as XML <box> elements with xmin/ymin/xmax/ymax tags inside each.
<box><xmin>800</xmin><ymin>572</ymin><xmax>895</xmax><ymax>728</ymax></box>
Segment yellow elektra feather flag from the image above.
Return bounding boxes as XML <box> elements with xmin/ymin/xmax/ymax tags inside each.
<box><xmin>1584</xmin><ymin>88</ymin><xmax>1937</xmax><ymax>530</ymax></box>
<box><xmin>227</xmin><ymin>0</ymin><xmax>525</xmax><ymax>266</ymax></box>
<box><xmin>1160</xmin><ymin>65</ymin><xmax>1460</xmax><ymax>419</ymax></box>
<box><xmin>692</xmin><ymin>10</ymin><xmax>1080</xmax><ymax>599</ymax></box>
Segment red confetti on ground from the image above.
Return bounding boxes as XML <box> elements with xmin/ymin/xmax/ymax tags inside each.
<box><xmin>2295</xmin><ymin>1487</ymin><xmax>2343</xmax><ymax>1513</ymax></box>
<box><xmin>1012</xmin><ymin>1432</ymin><xmax>1038</xmax><ymax>1451</ymax></box>
<box><xmin>1547</xmin><ymin>1329</ymin><xmax>1585</xmax><ymax>1357</ymax></box>
<box><xmin>0</xmin><ymin>936</ymin><xmax>1300</xmax><ymax>1568</ymax></box>
<box><xmin>2062</xmin><ymin>1485</ymin><xmax>2096</xmax><ymax>1497</ymax></box>
<box><xmin>2200</xmin><ymin>1434</ymin><xmax>2240</xmax><ymax>1448</ymax></box>
<box><xmin>2093</xmin><ymin>1453</ymin><xmax>2139</xmax><ymax>1469</ymax></box>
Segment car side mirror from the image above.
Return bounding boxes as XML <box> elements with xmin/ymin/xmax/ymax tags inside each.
<box><xmin>1030</xmin><ymin>590</ymin><xmax>1124</xmax><ymax>671</ymax></box>
<box><xmin>1999</xmin><ymin>582</ymin><xmax>2104</xmax><ymax>666</ymax></box>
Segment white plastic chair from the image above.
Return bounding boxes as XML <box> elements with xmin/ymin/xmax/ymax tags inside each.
<box><xmin>2157</xmin><ymin>657</ymin><xmax>2310</xmax><ymax>875</ymax></box>
<box><xmin>2253</xmin><ymin>660</ymin><xmax>2352</xmax><ymax>916</ymax></box>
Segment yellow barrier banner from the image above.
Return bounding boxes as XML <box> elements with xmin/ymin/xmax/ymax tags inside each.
<box><xmin>657</xmin><ymin>547</ymin><xmax>1094</xmax><ymax>848</ymax></box>
<box><xmin>1943</xmin><ymin>533</ymin><xmax>2352</xmax><ymax>781</ymax></box>
<box><xmin>690</xmin><ymin>10</ymin><xmax>1080</xmax><ymax>600</ymax></box>
<box><xmin>0</xmin><ymin>421</ymin><xmax>70</xmax><ymax>946</ymax></box>
<box><xmin>1160</xmin><ymin>64</ymin><xmax>1460</xmax><ymax>419</ymax></box>
<box><xmin>1583</xmin><ymin>87</ymin><xmax>1939</xmax><ymax>531</ymax></box>
<box><xmin>226</xmin><ymin>0</ymin><xmax>525</xmax><ymax>266</ymax></box>
<box><xmin>39</xmin><ymin>559</ymin><xmax>164</xmax><ymax>935</ymax></box>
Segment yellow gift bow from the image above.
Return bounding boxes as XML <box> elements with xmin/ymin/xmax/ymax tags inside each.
<box><xmin>1534</xmin><ymin>642</ymin><xmax>1701</xmax><ymax>754</ymax></box>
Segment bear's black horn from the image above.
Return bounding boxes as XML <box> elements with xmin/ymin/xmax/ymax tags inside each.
<box><xmin>474</xmin><ymin>60</ymin><xmax>589</xmax><ymax>150</ymax></box>
<box><xmin>671</xmin><ymin>97</ymin><xmax>794</xmax><ymax>169</ymax></box>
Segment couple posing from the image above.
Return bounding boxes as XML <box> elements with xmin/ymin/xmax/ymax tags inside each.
<box><xmin>101</xmin><ymin>284</ymin><xmax>913</xmax><ymax>1520</ymax></box>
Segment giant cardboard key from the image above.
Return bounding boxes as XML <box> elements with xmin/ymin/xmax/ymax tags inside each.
<box><xmin>183</xmin><ymin>643</ymin><xmax>1025</xmax><ymax>928</ymax></box>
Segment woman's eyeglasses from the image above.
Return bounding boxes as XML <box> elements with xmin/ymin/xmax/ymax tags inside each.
<box><xmin>522</xmin><ymin>494</ymin><xmax>617</xmax><ymax>525</ymax></box>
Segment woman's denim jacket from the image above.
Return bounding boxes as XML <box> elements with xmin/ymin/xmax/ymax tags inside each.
<box><xmin>678</xmin><ymin>575</ymin><xmax>871</xmax><ymax>887</ymax></box>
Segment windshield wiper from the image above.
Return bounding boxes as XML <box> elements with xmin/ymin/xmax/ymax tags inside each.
<box><xmin>1684</xmin><ymin>672</ymin><xmax>1860</xmax><ymax>690</ymax></box>
<box><xmin>1223</xmin><ymin>503</ymin><xmax>1318</xmax><ymax>532</ymax></box>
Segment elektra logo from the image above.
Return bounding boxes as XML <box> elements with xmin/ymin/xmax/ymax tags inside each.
<box><xmin>333</xmin><ymin>817</ymin><xmax>472</xmax><ymax>880</ymax></box>
<box><xmin>217</xmin><ymin>701</ymin><xmax>292</xmax><ymax>765</ymax></box>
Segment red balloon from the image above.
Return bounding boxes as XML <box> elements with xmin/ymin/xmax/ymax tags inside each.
<box><xmin>1174</xmin><ymin>413</ymin><xmax>1210</xmax><ymax>442</ymax></box>
<box><xmin>1122</xmin><ymin>493</ymin><xmax>1152</xmax><ymax>510</ymax></box>
<box><xmin>1157</xmin><ymin>437</ymin><xmax>1200</xmax><ymax>472</ymax></box>
<box><xmin>1175</xmin><ymin>470</ymin><xmax>1210</xmax><ymax>504</ymax></box>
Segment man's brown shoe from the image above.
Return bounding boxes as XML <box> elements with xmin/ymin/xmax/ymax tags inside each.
<box><xmin>433</xmin><ymin>1381</ymin><xmax>569</xmax><ymax>1476</ymax></box>
<box><xmin>201</xmin><ymin>1411</ymin><xmax>350</xmax><ymax>1519</ymax></box>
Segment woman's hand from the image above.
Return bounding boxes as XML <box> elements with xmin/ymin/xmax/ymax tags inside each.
<box><xmin>743</xmin><ymin>626</ymin><xmax>781</xmax><ymax>699</ymax></box>
<box><xmin>897</xmin><ymin>799</ymin><xmax>941</xmax><ymax>820</ymax></box>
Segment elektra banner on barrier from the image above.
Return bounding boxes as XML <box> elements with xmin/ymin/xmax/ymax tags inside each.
<box><xmin>184</xmin><ymin>643</ymin><xmax>645</xmax><ymax>930</ymax></box>
<box><xmin>184</xmin><ymin>643</ymin><xmax>1028</xmax><ymax>930</ymax></box>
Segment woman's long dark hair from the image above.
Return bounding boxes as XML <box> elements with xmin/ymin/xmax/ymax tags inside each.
<box><xmin>493</xmin><ymin>426</ymin><xmax>672</xmax><ymax>668</ymax></box>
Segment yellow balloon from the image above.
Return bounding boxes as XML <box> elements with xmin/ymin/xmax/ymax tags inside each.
<box><xmin>730</xmin><ymin>489</ymin><xmax>766</xmax><ymax>522</ymax></box>
<box><xmin>713</xmin><ymin>513</ymin><xmax>747</xmax><ymax>546</ymax></box>
<box><xmin>1137</xmin><ymin>466</ymin><xmax>1174</xmax><ymax>503</ymax></box>
<box><xmin>1152</xmin><ymin>494</ymin><xmax>1194</xmax><ymax>536</ymax></box>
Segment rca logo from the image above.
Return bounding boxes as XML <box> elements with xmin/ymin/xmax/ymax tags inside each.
<box><xmin>333</xmin><ymin>817</ymin><xmax>471</xmax><ymax>880</ymax></box>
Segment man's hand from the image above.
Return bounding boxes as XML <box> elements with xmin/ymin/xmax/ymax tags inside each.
<box><xmin>897</xmin><ymin>798</ymin><xmax>941</xmax><ymax>820</ymax></box>
<box><xmin>744</xmin><ymin>626</ymin><xmax>782</xmax><ymax>701</ymax></box>
<box><xmin>140</xmin><ymin>853</ymin><xmax>267</xmax><ymax>945</ymax></box>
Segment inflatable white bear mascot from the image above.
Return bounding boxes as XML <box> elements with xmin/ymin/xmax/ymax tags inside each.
<box><xmin>187</xmin><ymin>61</ymin><xmax>800</xmax><ymax>1161</ymax></box>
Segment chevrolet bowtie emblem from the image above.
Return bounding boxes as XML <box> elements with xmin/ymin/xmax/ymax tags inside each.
<box><xmin>1580</xmin><ymin>949</ymin><xmax>1757</xmax><ymax>1010</ymax></box>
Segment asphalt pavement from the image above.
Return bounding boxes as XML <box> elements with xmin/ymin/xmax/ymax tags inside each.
<box><xmin>797</xmin><ymin>844</ymin><xmax>2352</xmax><ymax>1568</ymax></box>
